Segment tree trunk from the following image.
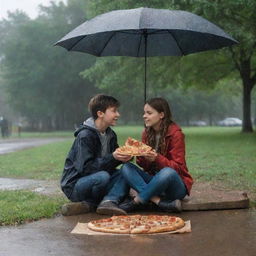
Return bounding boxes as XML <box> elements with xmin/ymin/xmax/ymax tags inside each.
<box><xmin>242</xmin><ymin>81</ymin><xmax>253</xmax><ymax>132</ymax></box>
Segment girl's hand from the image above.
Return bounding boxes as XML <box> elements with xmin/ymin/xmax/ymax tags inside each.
<box><xmin>113</xmin><ymin>150</ymin><xmax>133</xmax><ymax>162</ymax></box>
<box><xmin>142</xmin><ymin>150</ymin><xmax>158</xmax><ymax>162</ymax></box>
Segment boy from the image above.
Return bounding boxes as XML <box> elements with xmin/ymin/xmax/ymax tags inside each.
<box><xmin>60</xmin><ymin>94</ymin><xmax>132</xmax><ymax>216</ymax></box>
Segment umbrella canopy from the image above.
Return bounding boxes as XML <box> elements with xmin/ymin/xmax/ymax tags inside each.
<box><xmin>55</xmin><ymin>7</ymin><xmax>238</xmax><ymax>101</ymax></box>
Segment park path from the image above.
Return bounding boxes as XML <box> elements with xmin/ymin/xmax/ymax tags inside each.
<box><xmin>0</xmin><ymin>137</ymin><xmax>67</xmax><ymax>154</ymax></box>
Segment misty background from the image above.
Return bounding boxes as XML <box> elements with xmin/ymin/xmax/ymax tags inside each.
<box><xmin>0</xmin><ymin>0</ymin><xmax>255</xmax><ymax>132</ymax></box>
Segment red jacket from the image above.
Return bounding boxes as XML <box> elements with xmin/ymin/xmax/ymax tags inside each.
<box><xmin>136</xmin><ymin>123</ymin><xmax>193</xmax><ymax>195</ymax></box>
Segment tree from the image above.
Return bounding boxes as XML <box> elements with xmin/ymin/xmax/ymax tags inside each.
<box><xmin>85</xmin><ymin>0</ymin><xmax>256</xmax><ymax>132</ymax></box>
<box><xmin>174</xmin><ymin>0</ymin><xmax>256</xmax><ymax>132</ymax></box>
<box><xmin>0</xmin><ymin>0</ymin><xmax>97</xmax><ymax>130</ymax></box>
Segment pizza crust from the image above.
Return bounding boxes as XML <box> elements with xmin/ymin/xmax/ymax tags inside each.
<box><xmin>88</xmin><ymin>222</ymin><xmax>130</xmax><ymax>234</ymax></box>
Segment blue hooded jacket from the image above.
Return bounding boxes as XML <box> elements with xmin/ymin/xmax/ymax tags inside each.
<box><xmin>60</xmin><ymin>118</ymin><xmax>121</xmax><ymax>199</ymax></box>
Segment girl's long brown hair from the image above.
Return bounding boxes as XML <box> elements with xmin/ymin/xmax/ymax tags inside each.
<box><xmin>145</xmin><ymin>98</ymin><xmax>173</xmax><ymax>155</ymax></box>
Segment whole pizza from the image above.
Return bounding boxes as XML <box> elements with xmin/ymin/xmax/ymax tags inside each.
<box><xmin>116</xmin><ymin>137</ymin><xmax>152</xmax><ymax>156</ymax></box>
<box><xmin>88</xmin><ymin>215</ymin><xmax>185</xmax><ymax>234</ymax></box>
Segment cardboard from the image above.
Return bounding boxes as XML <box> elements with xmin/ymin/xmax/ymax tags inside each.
<box><xmin>71</xmin><ymin>220</ymin><xmax>191</xmax><ymax>235</ymax></box>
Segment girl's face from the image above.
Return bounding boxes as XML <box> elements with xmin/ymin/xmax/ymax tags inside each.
<box><xmin>143</xmin><ymin>104</ymin><xmax>164</xmax><ymax>130</ymax></box>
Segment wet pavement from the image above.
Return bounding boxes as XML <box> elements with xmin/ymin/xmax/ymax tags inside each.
<box><xmin>0</xmin><ymin>209</ymin><xmax>255</xmax><ymax>256</ymax></box>
<box><xmin>0</xmin><ymin>138</ymin><xmax>67</xmax><ymax>154</ymax></box>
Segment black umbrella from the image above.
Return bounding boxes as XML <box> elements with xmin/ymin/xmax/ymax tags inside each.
<box><xmin>55</xmin><ymin>7</ymin><xmax>237</xmax><ymax>102</ymax></box>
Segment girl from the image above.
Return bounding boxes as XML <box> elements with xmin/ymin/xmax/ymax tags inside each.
<box><xmin>120</xmin><ymin>98</ymin><xmax>193</xmax><ymax>212</ymax></box>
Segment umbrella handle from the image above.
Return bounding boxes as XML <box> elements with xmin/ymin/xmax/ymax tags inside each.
<box><xmin>144</xmin><ymin>31</ymin><xmax>148</xmax><ymax>104</ymax></box>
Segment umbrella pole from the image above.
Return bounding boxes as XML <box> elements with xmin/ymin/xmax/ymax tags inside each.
<box><xmin>144</xmin><ymin>32</ymin><xmax>148</xmax><ymax>104</ymax></box>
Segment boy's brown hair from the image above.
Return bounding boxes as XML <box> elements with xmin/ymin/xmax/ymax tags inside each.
<box><xmin>88</xmin><ymin>94</ymin><xmax>120</xmax><ymax>120</ymax></box>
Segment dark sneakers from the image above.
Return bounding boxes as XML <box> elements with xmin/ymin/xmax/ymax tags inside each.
<box><xmin>96</xmin><ymin>200</ymin><xmax>127</xmax><ymax>215</ymax></box>
<box><xmin>119</xmin><ymin>199</ymin><xmax>141</xmax><ymax>212</ymax></box>
<box><xmin>158</xmin><ymin>199</ymin><xmax>182</xmax><ymax>213</ymax></box>
<box><xmin>120</xmin><ymin>199</ymin><xmax>182</xmax><ymax>213</ymax></box>
<box><xmin>61</xmin><ymin>201</ymin><xmax>95</xmax><ymax>216</ymax></box>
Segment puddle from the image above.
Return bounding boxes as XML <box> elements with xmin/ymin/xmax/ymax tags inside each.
<box><xmin>0</xmin><ymin>177</ymin><xmax>61</xmax><ymax>195</ymax></box>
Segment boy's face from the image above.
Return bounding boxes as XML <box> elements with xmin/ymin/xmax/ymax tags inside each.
<box><xmin>98</xmin><ymin>106</ymin><xmax>120</xmax><ymax>126</ymax></box>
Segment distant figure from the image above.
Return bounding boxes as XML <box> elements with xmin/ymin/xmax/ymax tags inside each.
<box><xmin>17</xmin><ymin>122</ymin><xmax>22</xmax><ymax>137</ymax></box>
<box><xmin>0</xmin><ymin>117</ymin><xmax>9</xmax><ymax>138</ymax></box>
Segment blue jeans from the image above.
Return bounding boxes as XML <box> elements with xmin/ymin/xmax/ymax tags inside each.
<box><xmin>70</xmin><ymin>170</ymin><xmax>129</xmax><ymax>204</ymax></box>
<box><xmin>121</xmin><ymin>162</ymin><xmax>187</xmax><ymax>203</ymax></box>
<box><xmin>102</xmin><ymin>170</ymin><xmax>130</xmax><ymax>203</ymax></box>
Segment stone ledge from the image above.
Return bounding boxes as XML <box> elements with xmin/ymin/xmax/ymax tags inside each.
<box><xmin>182</xmin><ymin>182</ymin><xmax>250</xmax><ymax>211</ymax></box>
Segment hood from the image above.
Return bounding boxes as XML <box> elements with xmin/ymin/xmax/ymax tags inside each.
<box><xmin>83</xmin><ymin>117</ymin><xmax>97</xmax><ymax>130</ymax></box>
<box><xmin>73</xmin><ymin>117</ymin><xmax>97</xmax><ymax>137</ymax></box>
<box><xmin>73</xmin><ymin>125</ymin><xmax>87</xmax><ymax>137</ymax></box>
<box><xmin>165</xmin><ymin>122</ymin><xmax>181</xmax><ymax>137</ymax></box>
<box><xmin>73</xmin><ymin>117</ymin><xmax>113</xmax><ymax>137</ymax></box>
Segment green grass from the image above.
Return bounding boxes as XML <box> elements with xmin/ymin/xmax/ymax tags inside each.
<box><xmin>0</xmin><ymin>139</ymin><xmax>73</xmax><ymax>180</ymax></box>
<box><xmin>183</xmin><ymin>127</ymin><xmax>256</xmax><ymax>194</ymax></box>
<box><xmin>0</xmin><ymin>126</ymin><xmax>255</xmax><ymax>225</ymax></box>
<box><xmin>0</xmin><ymin>190</ymin><xmax>67</xmax><ymax>226</ymax></box>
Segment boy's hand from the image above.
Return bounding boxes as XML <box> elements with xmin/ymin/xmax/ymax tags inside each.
<box><xmin>141</xmin><ymin>150</ymin><xmax>158</xmax><ymax>162</ymax></box>
<box><xmin>113</xmin><ymin>150</ymin><xmax>133</xmax><ymax>162</ymax></box>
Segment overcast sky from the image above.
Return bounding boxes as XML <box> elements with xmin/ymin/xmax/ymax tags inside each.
<box><xmin>0</xmin><ymin>0</ymin><xmax>65</xmax><ymax>20</ymax></box>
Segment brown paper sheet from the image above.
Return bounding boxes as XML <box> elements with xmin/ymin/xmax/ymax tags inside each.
<box><xmin>71</xmin><ymin>220</ymin><xmax>191</xmax><ymax>235</ymax></box>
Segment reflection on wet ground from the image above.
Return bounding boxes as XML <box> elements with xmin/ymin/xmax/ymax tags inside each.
<box><xmin>0</xmin><ymin>210</ymin><xmax>255</xmax><ymax>256</ymax></box>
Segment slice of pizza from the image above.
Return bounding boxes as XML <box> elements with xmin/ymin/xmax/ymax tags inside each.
<box><xmin>116</xmin><ymin>137</ymin><xmax>152</xmax><ymax>156</ymax></box>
